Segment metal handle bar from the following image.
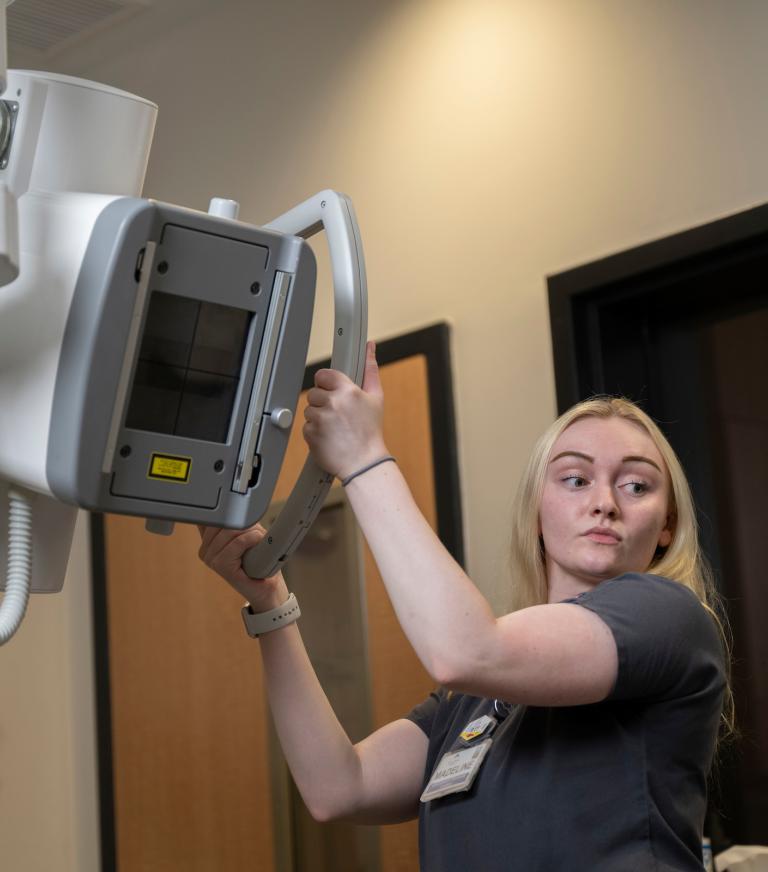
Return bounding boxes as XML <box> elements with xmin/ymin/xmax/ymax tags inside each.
<box><xmin>242</xmin><ymin>190</ymin><xmax>367</xmax><ymax>578</ymax></box>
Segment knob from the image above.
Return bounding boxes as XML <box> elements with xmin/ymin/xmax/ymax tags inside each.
<box><xmin>208</xmin><ymin>197</ymin><xmax>240</xmax><ymax>220</ymax></box>
<box><xmin>270</xmin><ymin>408</ymin><xmax>294</xmax><ymax>430</ymax></box>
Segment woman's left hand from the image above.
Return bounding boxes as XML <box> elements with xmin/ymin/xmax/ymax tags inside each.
<box><xmin>303</xmin><ymin>341</ymin><xmax>389</xmax><ymax>479</ymax></box>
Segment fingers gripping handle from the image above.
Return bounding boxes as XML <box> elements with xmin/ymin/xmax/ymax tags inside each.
<box><xmin>242</xmin><ymin>191</ymin><xmax>368</xmax><ymax>579</ymax></box>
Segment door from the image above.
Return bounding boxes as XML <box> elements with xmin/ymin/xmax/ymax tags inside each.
<box><xmin>93</xmin><ymin>324</ymin><xmax>462</xmax><ymax>870</ymax></box>
<box><xmin>548</xmin><ymin>212</ymin><xmax>768</xmax><ymax>847</ymax></box>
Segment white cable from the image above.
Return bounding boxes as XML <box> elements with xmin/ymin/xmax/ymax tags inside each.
<box><xmin>0</xmin><ymin>488</ymin><xmax>33</xmax><ymax>645</ymax></box>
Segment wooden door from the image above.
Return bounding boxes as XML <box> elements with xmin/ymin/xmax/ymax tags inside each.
<box><xmin>100</xmin><ymin>341</ymin><xmax>452</xmax><ymax>871</ymax></box>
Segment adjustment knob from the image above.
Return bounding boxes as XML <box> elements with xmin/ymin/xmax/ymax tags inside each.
<box><xmin>208</xmin><ymin>197</ymin><xmax>240</xmax><ymax>220</ymax></box>
<box><xmin>270</xmin><ymin>408</ymin><xmax>294</xmax><ymax>430</ymax></box>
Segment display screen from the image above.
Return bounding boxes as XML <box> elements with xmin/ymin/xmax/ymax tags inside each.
<box><xmin>125</xmin><ymin>291</ymin><xmax>252</xmax><ymax>443</ymax></box>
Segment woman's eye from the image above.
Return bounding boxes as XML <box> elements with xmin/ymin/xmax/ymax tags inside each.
<box><xmin>563</xmin><ymin>475</ymin><xmax>588</xmax><ymax>488</ymax></box>
<box><xmin>621</xmin><ymin>481</ymin><xmax>648</xmax><ymax>496</ymax></box>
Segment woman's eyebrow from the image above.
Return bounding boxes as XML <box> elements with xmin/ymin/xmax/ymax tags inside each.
<box><xmin>549</xmin><ymin>451</ymin><xmax>662</xmax><ymax>472</ymax></box>
<box><xmin>621</xmin><ymin>454</ymin><xmax>662</xmax><ymax>472</ymax></box>
<box><xmin>550</xmin><ymin>451</ymin><xmax>593</xmax><ymax>464</ymax></box>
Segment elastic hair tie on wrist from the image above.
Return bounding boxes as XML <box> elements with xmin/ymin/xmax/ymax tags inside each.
<box><xmin>341</xmin><ymin>456</ymin><xmax>396</xmax><ymax>487</ymax></box>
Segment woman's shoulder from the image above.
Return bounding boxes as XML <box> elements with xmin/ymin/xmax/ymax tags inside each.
<box><xmin>577</xmin><ymin>572</ymin><xmax>718</xmax><ymax>640</ymax></box>
<box><xmin>575</xmin><ymin>572</ymin><xmax>726</xmax><ymax>701</ymax></box>
<box><xmin>410</xmin><ymin>687</ymin><xmax>480</xmax><ymax>716</ymax></box>
<box><xmin>406</xmin><ymin>688</ymin><xmax>486</xmax><ymax>738</ymax></box>
<box><xmin>576</xmin><ymin>572</ymin><xmax>707</xmax><ymax>617</ymax></box>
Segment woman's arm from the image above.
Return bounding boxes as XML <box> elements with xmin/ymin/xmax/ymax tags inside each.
<box><xmin>198</xmin><ymin>525</ymin><xmax>428</xmax><ymax>823</ymax></box>
<box><xmin>258</xmin><ymin>616</ymin><xmax>428</xmax><ymax>823</ymax></box>
<box><xmin>303</xmin><ymin>343</ymin><xmax>618</xmax><ymax>707</ymax></box>
<box><xmin>342</xmin><ymin>461</ymin><xmax>617</xmax><ymax>706</ymax></box>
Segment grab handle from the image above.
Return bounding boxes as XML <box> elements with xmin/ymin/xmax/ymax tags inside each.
<box><xmin>242</xmin><ymin>190</ymin><xmax>367</xmax><ymax>579</ymax></box>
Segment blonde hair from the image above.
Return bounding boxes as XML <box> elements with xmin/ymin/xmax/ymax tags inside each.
<box><xmin>509</xmin><ymin>396</ymin><xmax>734</xmax><ymax>736</ymax></box>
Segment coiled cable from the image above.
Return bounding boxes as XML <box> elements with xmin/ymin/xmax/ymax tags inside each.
<box><xmin>0</xmin><ymin>488</ymin><xmax>32</xmax><ymax>645</ymax></box>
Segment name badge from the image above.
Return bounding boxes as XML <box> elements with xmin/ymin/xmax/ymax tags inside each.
<box><xmin>420</xmin><ymin>738</ymin><xmax>492</xmax><ymax>802</ymax></box>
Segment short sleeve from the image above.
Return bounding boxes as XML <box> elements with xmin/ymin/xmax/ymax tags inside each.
<box><xmin>574</xmin><ymin>573</ymin><xmax>726</xmax><ymax>701</ymax></box>
<box><xmin>405</xmin><ymin>688</ymin><xmax>447</xmax><ymax>737</ymax></box>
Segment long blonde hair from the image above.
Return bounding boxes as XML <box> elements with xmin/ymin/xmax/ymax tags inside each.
<box><xmin>509</xmin><ymin>396</ymin><xmax>734</xmax><ymax>736</ymax></box>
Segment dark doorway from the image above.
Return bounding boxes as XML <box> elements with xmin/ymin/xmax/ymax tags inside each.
<box><xmin>548</xmin><ymin>205</ymin><xmax>768</xmax><ymax>850</ymax></box>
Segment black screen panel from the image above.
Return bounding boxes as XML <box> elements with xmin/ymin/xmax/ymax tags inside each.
<box><xmin>125</xmin><ymin>291</ymin><xmax>251</xmax><ymax>443</ymax></box>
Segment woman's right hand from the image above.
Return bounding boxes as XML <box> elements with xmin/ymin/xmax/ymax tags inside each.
<box><xmin>197</xmin><ymin>523</ymin><xmax>289</xmax><ymax>611</ymax></box>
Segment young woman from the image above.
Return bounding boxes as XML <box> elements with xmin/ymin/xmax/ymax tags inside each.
<box><xmin>198</xmin><ymin>342</ymin><xmax>728</xmax><ymax>871</ymax></box>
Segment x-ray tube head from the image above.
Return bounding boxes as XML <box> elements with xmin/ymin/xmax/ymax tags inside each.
<box><xmin>0</xmin><ymin>68</ymin><xmax>368</xmax><ymax>621</ymax></box>
<box><xmin>0</xmin><ymin>194</ymin><xmax>317</xmax><ymax>531</ymax></box>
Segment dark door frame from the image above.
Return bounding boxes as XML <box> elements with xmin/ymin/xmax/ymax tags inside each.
<box><xmin>546</xmin><ymin>205</ymin><xmax>768</xmax><ymax>848</ymax></box>
<box><xmin>548</xmin><ymin>202</ymin><xmax>768</xmax><ymax>410</ymax></box>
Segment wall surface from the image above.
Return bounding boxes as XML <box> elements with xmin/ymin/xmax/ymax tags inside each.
<box><xmin>0</xmin><ymin>512</ymin><xmax>99</xmax><ymax>871</ymax></box>
<box><xmin>4</xmin><ymin>0</ymin><xmax>768</xmax><ymax>867</ymax></box>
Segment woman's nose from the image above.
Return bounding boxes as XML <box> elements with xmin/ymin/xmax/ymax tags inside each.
<box><xmin>590</xmin><ymin>486</ymin><xmax>618</xmax><ymax>518</ymax></box>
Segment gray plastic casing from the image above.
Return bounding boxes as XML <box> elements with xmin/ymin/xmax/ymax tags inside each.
<box><xmin>47</xmin><ymin>197</ymin><xmax>316</xmax><ymax>531</ymax></box>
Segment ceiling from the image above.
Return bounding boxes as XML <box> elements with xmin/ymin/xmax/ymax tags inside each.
<box><xmin>6</xmin><ymin>0</ymin><xmax>219</xmax><ymax>70</ymax></box>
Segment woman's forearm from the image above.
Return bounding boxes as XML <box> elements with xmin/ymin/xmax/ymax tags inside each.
<box><xmin>344</xmin><ymin>459</ymin><xmax>498</xmax><ymax>687</ymax></box>
<box><xmin>257</xmin><ymin>621</ymin><xmax>362</xmax><ymax>822</ymax></box>
<box><xmin>198</xmin><ymin>523</ymin><xmax>417</xmax><ymax>823</ymax></box>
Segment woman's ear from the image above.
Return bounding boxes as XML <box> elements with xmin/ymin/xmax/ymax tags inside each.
<box><xmin>658</xmin><ymin>514</ymin><xmax>674</xmax><ymax>549</ymax></box>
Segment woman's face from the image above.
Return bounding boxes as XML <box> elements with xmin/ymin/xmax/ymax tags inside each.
<box><xmin>539</xmin><ymin>416</ymin><xmax>674</xmax><ymax>600</ymax></box>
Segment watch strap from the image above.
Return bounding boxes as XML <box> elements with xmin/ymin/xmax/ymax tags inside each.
<box><xmin>241</xmin><ymin>592</ymin><xmax>301</xmax><ymax>638</ymax></box>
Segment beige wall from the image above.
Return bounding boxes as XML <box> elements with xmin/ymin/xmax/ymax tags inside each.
<box><xmin>4</xmin><ymin>0</ymin><xmax>768</xmax><ymax>867</ymax></box>
<box><xmin>0</xmin><ymin>511</ymin><xmax>99</xmax><ymax>871</ymax></box>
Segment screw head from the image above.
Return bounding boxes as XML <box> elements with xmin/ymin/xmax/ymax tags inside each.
<box><xmin>157</xmin><ymin>261</ymin><xmax>169</xmax><ymax>274</ymax></box>
<box><xmin>119</xmin><ymin>445</ymin><xmax>132</xmax><ymax>458</ymax></box>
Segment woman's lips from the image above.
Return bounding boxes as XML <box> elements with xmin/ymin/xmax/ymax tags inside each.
<box><xmin>584</xmin><ymin>527</ymin><xmax>621</xmax><ymax>544</ymax></box>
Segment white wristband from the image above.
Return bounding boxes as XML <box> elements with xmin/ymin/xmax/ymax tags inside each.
<box><xmin>241</xmin><ymin>592</ymin><xmax>301</xmax><ymax>638</ymax></box>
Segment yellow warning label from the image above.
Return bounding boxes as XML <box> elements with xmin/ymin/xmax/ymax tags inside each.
<box><xmin>148</xmin><ymin>453</ymin><xmax>191</xmax><ymax>483</ymax></box>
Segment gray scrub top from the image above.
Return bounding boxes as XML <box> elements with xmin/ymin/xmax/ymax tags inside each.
<box><xmin>407</xmin><ymin>573</ymin><xmax>727</xmax><ymax>871</ymax></box>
